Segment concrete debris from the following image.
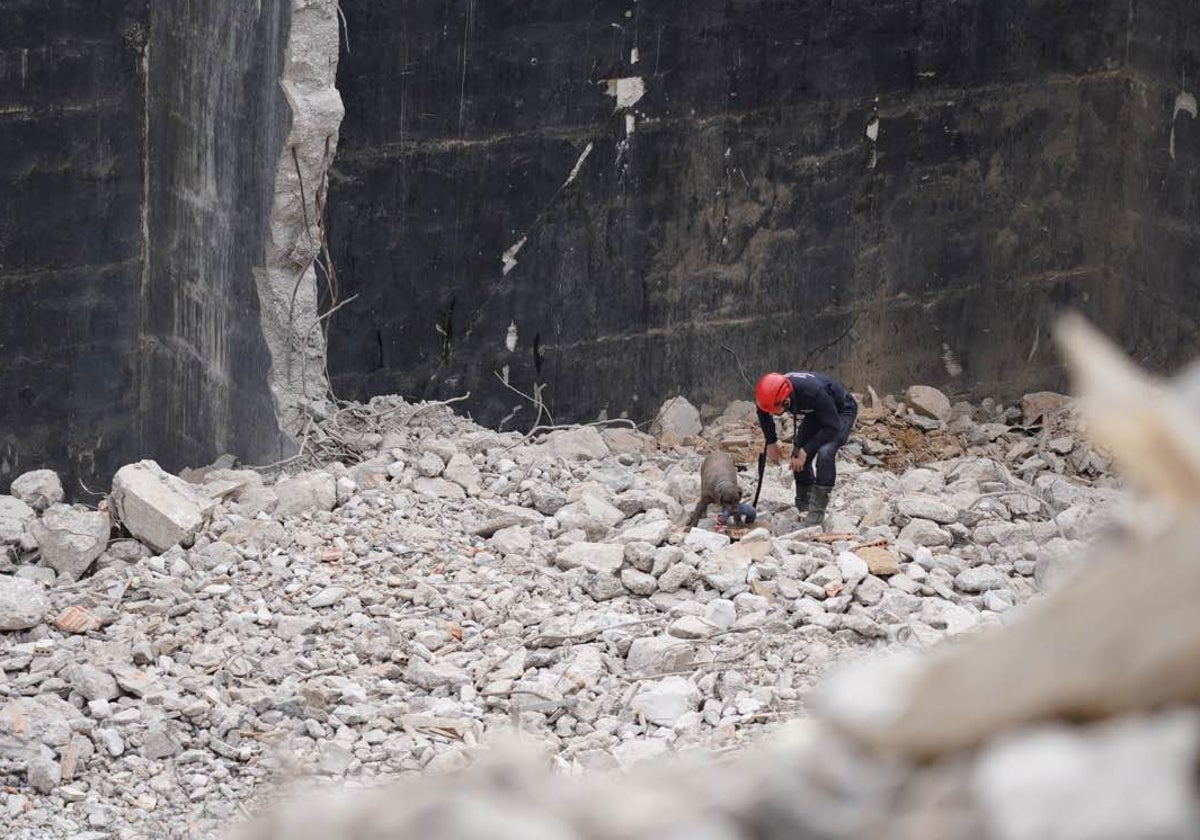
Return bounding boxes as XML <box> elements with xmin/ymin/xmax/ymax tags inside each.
<box><xmin>9</xmin><ymin>469</ymin><xmax>64</xmax><ymax>513</ymax></box>
<box><xmin>0</xmin><ymin>495</ymin><xmax>37</xmax><ymax>546</ymax></box>
<box><xmin>1020</xmin><ymin>390</ymin><xmax>1075</xmax><ymax>427</ymax></box>
<box><xmin>653</xmin><ymin>396</ymin><xmax>703</xmax><ymax>441</ymax></box>
<box><xmin>0</xmin><ymin>574</ymin><xmax>49</xmax><ymax>630</ymax></box>
<box><xmin>0</xmin><ymin>359</ymin><xmax>1179</xmax><ymax>840</ymax></box>
<box><xmin>855</xmin><ymin>545</ymin><xmax>901</xmax><ymax>576</ymax></box>
<box><xmin>630</xmin><ymin>677</ymin><xmax>702</xmax><ymax>726</ymax></box>
<box><xmin>111</xmin><ymin>460</ymin><xmax>214</xmax><ymax>553</ymax></box>
<box><xmin>30</xmin><ymin>504</ymin><xmax>110</xmax><ymax>582</ymax></box>
<box><xmin>273</xmin><ymin>471</ymin><xmax>337</xmax><ymax>518</ymax></box>
<box><xmin>905</xmin><ymin>385</ymin><xmax>953</xmax><ymax>421</ymax></box>
<box><xmin>529</xmin><ymin>427</ymin><xmax>611</xmax><ymax>461</ymax></box>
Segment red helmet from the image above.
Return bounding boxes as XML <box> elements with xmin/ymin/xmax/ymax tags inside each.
<box><xmin>756</xmin><ymin>372</ymin><xmax>792</xmax><ymax>414</ymax></box>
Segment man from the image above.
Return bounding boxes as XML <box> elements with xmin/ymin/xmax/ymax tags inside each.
<box><xmin>755</xmin><ymin>371</ymin><xmax>858</xmax><ymax>527</ymax></box>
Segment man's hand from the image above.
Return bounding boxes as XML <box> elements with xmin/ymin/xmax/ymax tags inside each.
<box><xmin>765</xmin><ymin>443</ymin><xmax>783</xmax><ymax>465</ymax></box>
<box><xmin>790</xmin><ymin>449</ymin><xmax>808</xmax><ymax>472</ymax></box>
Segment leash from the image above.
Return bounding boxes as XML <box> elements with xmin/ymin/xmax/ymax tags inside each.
<box><xmin>752</xmin><ymin>448</ymin><xmax>767</xmax><ymax>508</ymax></box>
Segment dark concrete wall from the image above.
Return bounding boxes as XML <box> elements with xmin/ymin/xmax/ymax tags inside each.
<box><xmin>142</xmin><ymin>1</ymin><xmax>292</xmax><ymax>471</ymax></box>
<box><xmin>326</xmin><ymin>0</ymin><xmax>1196</xmax><ymax>428</ymax></box>
<box><xmin>1111</xmin><ymin>3</ymin><xmax>1200</xmax><ymax>369</ymax></box>
<box><xmin>0</xmin><ymin>0</ymin><xmax>147</xmax><ymax>488</ymax></box>
<box><xmin>0</xmin><ymin>1</ymin><xmax>291</xmax><ymax>494</ymax></box>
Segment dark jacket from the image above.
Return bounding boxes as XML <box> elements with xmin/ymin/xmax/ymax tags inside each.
<box><xmin>757</xmin><ymin>372</ymin><xmax>853</xmax><ymax>456</ymax></box>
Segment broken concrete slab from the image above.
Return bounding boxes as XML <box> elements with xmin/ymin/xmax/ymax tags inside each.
<box><xmin>631</xmin><ymin>676</ymin><xmax>702</xmax><ymax>727</ymax></box>
<box><xmin>1021</xmin><ymin>391</ymin><xmax>1074</xmax><ymax>427</ymax></box>
<box><xmin>601</xmin><ymin>427</ymin><xmax>657</xmax><ymax>455</ymax></box>
<box><xmin>9</xmin><ymin>470</ymin><xmax>63</xmax><ymax>513</ymax></box>
<box><xmin>529</xmin><ymin>427</ymin><xmax>611</xmax><ymax>461</ymax></box>
<box><xmin>274</xmin><ymin>472</ymin><xmax>339</xmax><ymax>517</ymax></box>
<box><xmin>0</xmin><ymin>575</ymin><xmax>49</xmax><ymax>630</ymax></box>
<box><xmin>443</xmin><ymin>453</ymin><xmax>482</xmax><ymax>494</ymax></box>
<box><xmin>654</xmin><ymin>396</ymin><xmax>702</xmax><ymax>440</ymax></box>
<box><xmin>31</xmin><ymin>505</ymin><xmax>110</xmax><ymax>582</ymax></box>
<box><xmin>0</xmin><ymin>495</ymin><xmax>36</xmax><ymax>546</ymax></box>
<box><xmin>906</xmin><ymin>385</ymin><xmax>952</xmax><ymax>422</ymax></box>
<box><xmin>856</xmin><ymin>546</ymin><xmax>901</xmax><ymax>576</ymax></box>
<box><xmin>111</xmin><ymin>460</ymin><xmax>215</xmax><ymax>552</ymax></box>
<box><xmin>556</xmin><ymin>542</ymin><xmax>624</xmax><ymax>574</ymax></box>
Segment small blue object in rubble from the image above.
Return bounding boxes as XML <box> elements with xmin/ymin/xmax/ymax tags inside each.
<box><xmin>715</xmin><ymin>502</ymin><xmax>757</xmax><ymax>526</ymax></box>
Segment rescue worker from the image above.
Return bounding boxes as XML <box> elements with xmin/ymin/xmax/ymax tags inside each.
<box><xmin>755</xmin><ymin>371</ymin><xmax>858</xmax><ymax>527</ymax></box>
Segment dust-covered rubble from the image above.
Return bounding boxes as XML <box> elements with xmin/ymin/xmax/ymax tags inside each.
<box><xmin>0</xmin><ymin>381</ymin><xmax>1133</xmax><ymax>838</ymax></box>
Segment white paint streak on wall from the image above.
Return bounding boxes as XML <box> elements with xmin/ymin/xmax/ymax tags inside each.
<box><xmin>501</xmin><ymin>143</ymin><xmax>593</xmax><ymax>279</ymax></box>
<box><xmin>606</xmin><ymin>76</ymin><xmax>645</xmax><ymax>110</ymax></box>
<box><xmin>1170</xmin><ymin>91</ymin><xmax>1197</xmax><ymax>161</ymax></box>
<box><xmin>942</xmin><ymin>343</ymin><xmax>964</xmax><ymax>377</ymax></box>
<box><xmin>626</xmin><ymin>113</ymin><xmax>636</xmax><ymax>136</ymax></box>
<box><xmin>563</xmin><ymin>142</ymin><xmax>594</xmax><ymax>188</ymax></box>
<box><xmin>505</xmin><ymin>321</ymin><xmax>518</xmax><ymax>352</ymax></box>
<box><xmin>866</xmin><ymin>115</ymin><xmax>880</xmax><ymax>170</ymax></box>
<box><xmin>501</xmin><ymin>236</ymin><xmax>527</xmax><ymax>276</ymax></box>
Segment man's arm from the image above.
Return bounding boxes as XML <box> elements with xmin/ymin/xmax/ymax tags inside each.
<box><xmin>758</xmin><ymin>408</ymin><xmax>784</xmax><ymax>464</ymax></box>
<box><xmin>757</xmin><ymin>408</ymin><xmax>778</xmax><ymax>445</ymax></box>
<box><xmin>794</xmin><ymin>387</ymin><xmax>841</xmax><ymax>456</ymax></box>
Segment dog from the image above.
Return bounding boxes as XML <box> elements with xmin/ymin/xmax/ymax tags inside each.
<box><xmin>686</xmin><ymin>451</ymin><xmax>744</xmax><ymax>528</ymax></box>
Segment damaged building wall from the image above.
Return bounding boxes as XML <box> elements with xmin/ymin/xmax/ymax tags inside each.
<box><xmin>0</xmin><ymin>1</ymin><xmax>342</xmax><ymax>492</ymax></box>
<box><xmin>325</xmin><ymin>0</ymin><xmax>1196</xmax><ymax>428</ymax></box>
<box><xmin>0</xmin><ymin>0</ymin><xmax>147</xmax><ymax>489</ymax></box>
<box><xmin>141</xmin><ymin>0</ymin><xmax>294</xmax><ymax>474</ymax></box>
<box><xmin>143</xmin><ymin>0</ymin><xmax>344</xmax><ymax>468</ymax></box>
<box><xmin>1110</xmin><ymin>4</ymin><xmax>1200</xmax><ymax>368</ymax></box>
<box><xmin>256</xmin><ymin>0</ymin><xmax>344</xmax><ymax>437</ymax></box>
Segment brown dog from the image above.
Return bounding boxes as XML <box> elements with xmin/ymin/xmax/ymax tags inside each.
<box><xmin>686</xmin><ymin>452</ymin><xmax>744</xmax><ymax>528</ymax></box>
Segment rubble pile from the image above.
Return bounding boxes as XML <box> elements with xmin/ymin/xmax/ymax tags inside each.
<box><xmin>704</xmin><ymin>387</ymin><xmax>1111</xmax><ymax>482</ymax></box>
<box><xmin>0</xmin><ymin>369</ymin><xmax>1144</xmax><ymax>839</ymax></box>
<box><xmin>227</xmin><ymin>316</ymin><xmax>1200</xmax><ymax>840</ymax></box>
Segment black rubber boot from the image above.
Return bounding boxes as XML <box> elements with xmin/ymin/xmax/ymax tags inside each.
<box><xmin>802</xmin><ymin>485</ymin><xmax>834</xmax><ymax>528</ymax></box>
<box><xmin>794</xmin><ymin>476</ymin><xmax>812</xmax><ymax>514</ymax></box>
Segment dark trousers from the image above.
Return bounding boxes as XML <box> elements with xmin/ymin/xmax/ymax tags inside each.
<box><xmin>794</xmin><ymin>399</ymin><xmax>858</xmax><ymax>487</ymax></box>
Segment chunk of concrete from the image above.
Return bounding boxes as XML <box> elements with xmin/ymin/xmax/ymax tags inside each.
<box><xmin>31</xmin><ymin>505</ymin><xmax>109</xmax><ymax>582</ymax></box>
<box><xmin>631</xmin><ymin>676</ymin><xmax>702</xmax><ymax>727</ymax></box>
<box><xmin>0</xmin><ymin>495</ymin><xmax>36</xmax><ymax>546</ymax></box>
<box><xmin>9</xmin><ymin>470</ymin><xmax>63</xmax><ymax>513</ymax></box>
<box><xmin>530</xmin><ymin>427</ymin><xmax>611</xmax><ymax>461</ymax></box>
<box><xmin>0</xmin><ymin>575</ymin><xmax>49</xmax><ymax>630</ymax></box>
<box><xmin>653</xmin><ymin>396</ymin><xmax>702</xmax><ymax>440</ymax></box>
<box><xmin>906</xmin><ymin>385</ymin><xmax>952</xmax><ymax>422</ymax></box>
<box><xmin>556</xmin><ymin>543</ymin><xmax>624</xmax><ymax>574</ymax></box>
<box><xmin>626</xmin><ymin>635</ymin><xmax>695</xmax><ymax>676</ymax></box>
<box><xmin>1021</xmin><ymin>391</ymin><xmax>1074</xmax><ymax>426</ymax></box>
<box><xmin>274</xmin><ymin>472</ymin><xmax>338</xmax><ymax>517</ymax></box>
<box><xmin>111</xmin><ymin>460</ymin><xmax>214</xmax><ymax>552</ymax></box>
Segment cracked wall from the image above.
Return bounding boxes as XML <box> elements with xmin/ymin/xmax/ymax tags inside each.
<box><xmin>141</xmin><ymin>0</ymin><xmax>294</xmax><ymax>475</ymax></box>
<box><xmin>256</xmin><ymin>0</ymin><xmax>344</xmax><ymax>438</ymax></box>
<box><xmin>0</xmin><ymin>1</ymin><xmax>343</xmax><ymax>492</ymax></box>
<box><xmin>325</xmin><ymin>0</ymin><xmax>1200</xmax><ymax>429</ymax></box>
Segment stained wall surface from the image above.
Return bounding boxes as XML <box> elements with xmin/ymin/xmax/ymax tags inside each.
<box><xmin>0</xmin><ymin>1</ymin><xmax>148</xmax><ymax>488</ymax></box>
<box><xmin>0</xmin><ymin>1</ymin><xmax>291</xmax><ymax>492</ymax></box>
<box><xmin>142</xmin><ymin>1</ymin><xmax>292</xmax><ymax>472</ymax></box>
<box><xmin>0</xmin><ymin>1</ymin><xmax>1196</xmax><ymax>490</ymax></box>
<box><xmin>326</xmin><ymin>0</ymin><xmax>1198</xmax><ymax>427</ymax></box>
